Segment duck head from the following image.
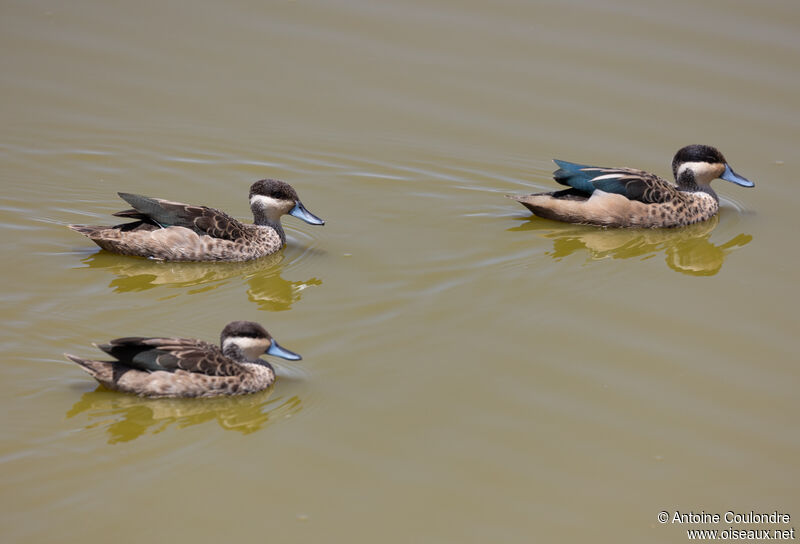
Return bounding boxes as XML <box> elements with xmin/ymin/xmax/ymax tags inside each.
<box><xmin>671</xmin><ymin>145</ymin><xmax>754</xmax><ymax>190</ymax></box>
<box><xmin>220</xmin><ymin>320</ymin><xmax>302</xmax><ymax>362</ymax></box>
<box><xmin>249</xmin><ymin>179</ymin><xmax>325</xmax><ymax>227</ymax></box>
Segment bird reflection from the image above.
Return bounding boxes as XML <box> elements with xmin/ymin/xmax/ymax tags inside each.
<box><xmin>510</xmin><ymin>214</ymin><xmax>752</xmax><ymax>276</ymax></box>
<box><xmin>79</xmin><ymin>251</ymin><xmax>321</xmax><ymax>311</ymax></box>
<box><xmin>66</xmin><ymin>387</ymin><xmax>303</xmax><ymax>443</ymax></box>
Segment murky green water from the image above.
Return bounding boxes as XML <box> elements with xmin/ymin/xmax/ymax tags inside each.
<box><xmin>2</xmin><ymin>1</ymin><xmax>798</xmax><ymax>542</ymax></box>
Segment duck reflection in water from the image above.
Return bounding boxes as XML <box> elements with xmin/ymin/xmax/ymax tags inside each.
<box><xmin>78</xmin><ymin>250</ymin><xmax>322</xmax><ymax>311</ymax></box>
<box><xmin>509</xmin><ymin>214</ymin><xmax>752</xmax><ymax>276</ymax></box>
<box><xmin>66</xmin><ymin>388</ymin><xmax>303</xmax><ymax>443</ymax></box>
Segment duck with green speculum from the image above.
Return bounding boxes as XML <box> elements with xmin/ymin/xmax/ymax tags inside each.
<box><xmin>508</xmin><ymin>145</ymin><xmax>754</xmax><ymax>228</ymax></box>
<box><xmin>69</xmin><ymin>179</ymin><xmax>324</xmax><ymax>261</ymax></box>
<box><xmin>64</xmin><ymin>321</ymin><xmax>301</xmax><ymax>398</ymax></box>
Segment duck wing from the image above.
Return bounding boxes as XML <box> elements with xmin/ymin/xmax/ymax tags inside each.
<box><xmin>553</xmin><ymin>161</ymin><xmax>677</xmax><ymax>204</ymax></box>
<box><xmin>97</xmin><ymin>337</ymin><xmax>241</xmax><ymax>376</ymax></box>
<box><xmin>116</xmin><ymin>193</ymin><xmax>249</xmax><ymax>241</ymax></box>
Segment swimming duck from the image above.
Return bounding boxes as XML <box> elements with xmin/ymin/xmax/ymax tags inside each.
<box><xmin>64</xmin><ymin>321</ymin><xmax>301</xmax><ymax>398</ymax></box>
<box><xmin>508</xmin><ymin>145</ymin><xmax>754</xmax><ymax>228</ymax></box>
<box><xmin>69</xmin><ymin>179</ymin><xmax>324</xmax><ymax>261</ymax></box>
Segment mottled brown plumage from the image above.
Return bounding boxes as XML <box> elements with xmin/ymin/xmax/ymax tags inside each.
<box><xmin>65</xmin><ymin>321</ymin><xmax>302</xmax><ymax>398</ymax></box>
<box><xmin>509</xmin><ymin>145</ymin><xmax>754</xmax><ymax>228</ymax></box>
<box><xmin>69</xmin><ymin>179</ymin><xmax>324</xmax><ymax>261</ymax></box>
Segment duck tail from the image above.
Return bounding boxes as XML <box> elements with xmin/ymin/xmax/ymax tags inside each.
<box><xmin>67</xmin><ymin>224</ymin><xmax>101</xmax><ymax>237</ymax></box>
<box><xmin>64</xmin><ymin>354</ymin><xmax>114</xmax><ymax>384</ymax></box>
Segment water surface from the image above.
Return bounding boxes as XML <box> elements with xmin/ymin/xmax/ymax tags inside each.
<box><xmin>1</xmin><ymin>1</ymin><xmax>798</xmax><ymax>542</ymax></box>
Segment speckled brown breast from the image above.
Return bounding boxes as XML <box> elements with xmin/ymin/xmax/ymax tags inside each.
<box><xmin>68</xmin><ymin>357</ymin><xmax>277</xmax><ymax>398</ymax></box>
<box><xmin>82</xmin><ymin>224</ymin><xmax>283</xmax><ymax>261</ymax></box>
<box><xmin>511</xmin><ymin>190</ymin><xmax>719</xmax><ymax>228</ymax></box>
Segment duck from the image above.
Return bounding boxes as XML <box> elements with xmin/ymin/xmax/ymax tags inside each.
<box><xmin>69</xmin><ymin>179</ymin><xmax>324</xmax><ymax>261</ymax></box>
<box><xmin>508</xmin><ymin>145</ymin><xmax>754</xmax><ymax>228</ymax></box>
<box><xmin>64</xmin><ymin>321</ymin><xmax>302</xmax><ymax>398</ymax></box>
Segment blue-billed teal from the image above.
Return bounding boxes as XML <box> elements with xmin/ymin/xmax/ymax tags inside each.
<box><xmin>69</xmin><ymin>179</ymin><xmax>324</xmax><ymax>261</ymax></box>
<box><xmin>65</xmin><ymin>321</ymin><xmax>301</xmax><ymax>398</ymax></box>
<box><xmin>509</xmin><ymin>145</ymin><xmax>754</xmax><ymax>228</ymax></box>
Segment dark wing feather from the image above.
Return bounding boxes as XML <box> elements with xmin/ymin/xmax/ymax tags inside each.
<box><xmin>109</xmin><ymin>208</ymin><xmax>158</xmax><ymax>232</ymax></box>
<box><xmin>553</xmin><ymin>160</ymin><xmax>597</xmax><ymax>194</ymax></box>
<box><xmin>116</xmin><ymin>193</ymin><xmax>249</xmax><ymax>241</ymax></box>
<box><xmin>189</xmin><ymin>208</ymin><xmax>250</xmax><ymax>241</ymax></box>
<box><xmin>586</xmin><ymin>168</ymin><xmax>678</xmax><ymax>204</ymax></box>
<box><xmin>112</xmin><ymin>208</ymin><xmax>147</xmax><ymax>219</ymax></box>
<box><xmin>552</xmin><ymin>161</ymin><xmax>677</xmax><ymax>204</ymax></box>
<box><xmin>98</xmin><ymin>337</ymin><xmax>242</xmax><ymax>376</ymax></box>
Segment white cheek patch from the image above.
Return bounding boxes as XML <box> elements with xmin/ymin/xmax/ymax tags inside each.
<box><xmin>250</xmin><ymin>195</ymin><xmax>292</xmax><ymax>212</ymax></box>
<box><xmin>677</xmin><ymin>162</ymin><xmax>721</xmax><ymax>184</ymax></box>
<box><xmin>223</xmin><ymin>336</ymin><xmax>269</xmax><ymax>358</ymax></box>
